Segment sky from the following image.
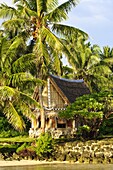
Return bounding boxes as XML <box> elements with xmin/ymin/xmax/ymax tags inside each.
<box><xmin>0</xmin><ymin>0</ymin><xmax>113</xmax><ymax>48</ymax></box>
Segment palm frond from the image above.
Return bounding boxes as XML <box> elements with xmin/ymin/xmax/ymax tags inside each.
<box><xmin>52</xmin><ymin>24</ymin><xmax>88</xmax><ymax>39</ymax></box>
<box><xmin>14</xmin><ymin>0</ymin><xmax>31</xmax><ymax>10</ymax></box>
<box><xmin>37</xmin><ymin>0</ymin><xmax>47</xmax><ymax>16</ymax></box>
<box><xmin>34</xmin><ymin>35</ymin><xmax>50</xmax><ymax>65</ymax></box>
<box><xmin>91</xmin><ymin>74</ymin><xmax>113</xmax><ymax>91</ymax></box>
<box><xmin>25</xmin><ymin>0</ymin><xmax>37</xmax><ymax>11</ymax></box>
<box><xmin>3</xmin><ymin>101</ymin><xmax>25</xmax><ymax>131</ymax></box>
<box><xmin>90</xmin><ymin>65</ymin><xmax>112</xmax><ymax>76</ymax></box>
<box><xmin>16</xmin><ymin>4</ymin><xmax>37</xmax><ymax>18</ymax></box>
<box><xmin>24</xmin><ymin>6</ymin><xmax>37</xmax><ymax>17</ymax></box>
<box><xmin>1</xmin><ymin>36</ymin><xmax>26</xmax><ymax>72</ymax></box>
<box><xmin>2</xmin><ymin>19</ymin><xmax>25</xmax><ymax>32</ymax></box>
<box><xmin>33</xmin><ymin>34</ymin><xmax>52</xmax><ymax>76</ymax></box>
<box><xmin>91</xmin><ymin>44</ymin><xmax>101</xmax><ymax>54</ymax></box>
<box><xmin>45</xmin><ymin>5</ymin><xmax>68</xmax><ymax>22</ymax></box>
<box><xmin>13</xmin><ymin>0</ymin><xmax>20</xmax><ymax>4</ymax></box>
<box><xmin>103</xmin><ymin>57</ymin><xmax>113</xmax><ymax>64</ymax></box>
<box><xmin>51</xmin><ymin>51</ymin><xmax>62</xmax><ymax>75</ymax></box>
<box><xmin>0</xmin><ymin>37</ymin><xmax>11</xmax><ymax>62</ymax></box>
<box><xmin>0</xmin><ymin>29</ymin><xmax>4</xmax><ymax>36</ymax></box>
<box><xmin>0</xmin><ymin>3</ymin><xmax>17</xmax><ymax>19</ymax></box>
<box><xmin>102</xmin><ymin>46</ymin><xmax>111</xmax><ymax>58</ymax></box>
<box><xmin>20</xmin><ymin>91</ymin><xmax>40</xmax><ymax>108</ymax></box>
<box><xmin>12</xmin><ymin>53</ymin><xmax>36</xmax><ymax>72</ymax></box>
<box><xmin>80</xmin><ymin>53</ymin><xmax>86</xmax><ymax>68</ymax></box>
<box><xmin>87</xmin><ymin>55</ymin><xmax>100</xmax><ymax>70</ymax></box>
<box><xmin>58</xmin><ymin>0</ymin><xmax>78</xmax><ymax>13</ymax></box>
<box><xmin>17</xmin><ymin>101</ymin><xmax>36</xmax><ymax>120</ymax></box>
<box><xmin>8</xmin><ymin>36</ymin><xmax>25</xmax><ymax>51</ymax></box>
<box><xmin>11</xmin><ymin>72</ymin><xmax>42</xmax><ymax>87</ymax></box>
<box><xmin>46</xmin><ymin>0</ymin><xmax>78</xmax><ymax>22</ymax></box>
<box><xmin>42</xmin><ymin>26</ymin><xmax>64</xmax><ymax>51</ymax></box>
<box><xmin>0</xmin><ymin>86</ymin><xmax>17</xmax><ymax>100</ymax></box>
<box><xmin>42</xmin><ymin>26</ymin><xmax>75</xmax><ymax>66</ymax></box>
<box><xmin>46</xmin><ymin>0</ymin><xmax>58</xmax><ymax>11</ymax></box>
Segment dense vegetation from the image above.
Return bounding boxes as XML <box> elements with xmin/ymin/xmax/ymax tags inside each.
<box><xmin>0</xmin><ymin>133</ymin><xmax>54</xmax><ymax>160</ymax></box>
<box><xmin>59</xmin><ymin>91</ymin><xmax>113</xmax><ymax>139</ymax></box>
<box><xmin>0</xmin><ymin>0</ymin><xmax>113</xmax><ymax>140</ymax></box>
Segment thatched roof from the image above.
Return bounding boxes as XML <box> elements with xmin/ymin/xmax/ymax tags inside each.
<box><xmin>50</xmin><ymin>75</ymin><xmax>90</xmax><ymax>103</ymax></box>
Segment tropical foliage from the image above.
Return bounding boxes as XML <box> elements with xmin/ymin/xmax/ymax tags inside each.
<box><xmin>16</xmin><ymin>132</ymin><xmax>54</xmax><ymax>160</ymax></box>
<box><xmin>0</xmin><ymin>0</ymin><xmax>88</xmax><ymax>132</ymax></box>
<box><xmin>59</xmin><ymin>91</ymin><xmax>113</xmax><ymax>138</ymax></box>
<box><xmin>35</xmin><ymin>132</ymin><xmax>54</xmax><ymax>159</ymax></box>
<box><xmin>62</xmin><ymin>34</ymin><xmax>113</xmax><ymax>92</ymax></box>
<box><xmin>0</xmin><ymin>34</ymin><xmax>41</xmax><ymax>131</ymax></box>
<box><xmin>0</xmin><ymin>0</ymin><xmax>87</xmax><ymax>79</ymax></box>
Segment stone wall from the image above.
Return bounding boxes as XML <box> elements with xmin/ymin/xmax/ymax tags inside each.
<box><xmin>1</xmin><ymin>138</ymin><xmax>113</xmax><ymax>163</ymax></box>
<box><xmin>53</xmin><ymin>138</ymin><xmax>113</xmax><ymax>163</ymax></box>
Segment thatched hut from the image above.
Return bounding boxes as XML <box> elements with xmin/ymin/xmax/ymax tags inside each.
<box><xmin>29</xmin><ymin>75</ymin><xmax>90</xmax><ymax>138</ymax></box>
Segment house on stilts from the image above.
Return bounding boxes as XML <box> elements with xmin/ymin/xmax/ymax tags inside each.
<box><xmin>29</xmin><ymin>75</ymin><xmax>90</xmax><ymax>138</ymax></box>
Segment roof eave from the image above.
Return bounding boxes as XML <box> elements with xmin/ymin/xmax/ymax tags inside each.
<box><xmin>49</xmin><ymin>76</ymin><xmax>70</xmax><ymax>105</ymax></box>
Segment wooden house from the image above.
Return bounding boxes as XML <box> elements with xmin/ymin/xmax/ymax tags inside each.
<box><xmin>29</xmin><ymin>75</ymin><xmax>90</xmax><ymax>138</ymax></box>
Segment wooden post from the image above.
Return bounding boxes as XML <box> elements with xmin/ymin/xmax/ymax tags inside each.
<box><xmin>39</xmin><ymin>86</ymin><xmax>45</xmax><ymax>131</ymax></box>
<box><xmin>37</xmin><ymin>119</ymin><xmax>40</xmax><ymax>128</ymax></box>
<box><xmin>31</xmin><ymin>118</ymin><xmax>37</xmax><ymax>129</ymax></box>
<box><xmin>55</xmin><ymin>117</ymin><xmax>57</xmax><ymax>129</ymax></box>
<box><xmin>73</xmin><ymin>119</ymin><xmax>76</xmax><ymax>129</ymax></box>
<box><xmin>49</xmin><ymin>118</ymin><xmax>52</xmax><ymax>128</ymax></box>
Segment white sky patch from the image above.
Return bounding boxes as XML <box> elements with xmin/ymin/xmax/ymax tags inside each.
<box><xmin>59</xmin><ymin>0</ymin><xmax>67</xmax><ymax>4</ymax></box>
<box><xmin>0</xmin><ymin>0</ymin><xmax>13</xmax><ymax>5</ymax></box>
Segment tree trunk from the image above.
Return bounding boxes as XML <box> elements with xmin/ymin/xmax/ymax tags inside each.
<box><xmin>39</xmin><ymin>86</ymin><xmax>45</xmax><ymax>132</ymax></box>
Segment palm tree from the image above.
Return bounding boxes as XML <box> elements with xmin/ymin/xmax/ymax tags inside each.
<box><xmin>0</xmin><ymin>0</ymin><xmax>87</xmax><ymax>131</ymax></box>
<box><xmin>99</xmin><ymin>46</ymin><xmax>113</xmax><ymax>68</ymax></box>
<box><xmin>62</xmin><ymin>33</ymin><xmax>113</xmax><ymax>92</ymax></box>
<box><xmin>0</xmin><ymin>0</ymin><xmax>87</xmax><ymax>78</ymax></box>
<box><xmin>0</xmin><ymin>34</ymin><xmax>41</xmax><ymax>131</ymax></box>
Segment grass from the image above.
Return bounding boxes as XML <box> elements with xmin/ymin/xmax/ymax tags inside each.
<box><xmin>0</xmin><ymin>136</ymin><xmax>35</xmax><ymax>143</ymax></box>
<box><xmin>0</xmin><ymin>135</ymin><xmax>113</xmax><ymax>143</ymax></box>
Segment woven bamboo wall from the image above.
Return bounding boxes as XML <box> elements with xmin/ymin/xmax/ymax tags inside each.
<box><xmin>42</xmin><ymin>86</ymin><xmax>48</xmax><ymax>107</ymax></box>
<box><xmin>42</xmin><ymin>81</ymin><xmax>65</xmax><ymax>108</ymax></box>
<box><xmin>50</xmin><ymin>81</ymin><xmax>64</xmax><ymax>108</ymax></box>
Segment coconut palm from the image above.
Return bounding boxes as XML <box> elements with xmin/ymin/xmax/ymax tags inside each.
<box><xmin>100</xmin><ymin>46</ymin><xmax>113</xmax><ymax>58</ymax></box>
<box><xmin>0</xmin><ymin>0</ymin><xmax>87</xmax><ymax>78</ymax></box>
<box><xmin>62</xmin><ymin>34</ymin><xmax>113</xmax><ymax>92</ymax></box>
<box><xmin>99</xmin><ymin>46</ymin><xmax>113</xmax><ymax>68</ymax></box>
<box><xmin>0</xmin><ymin>34</ymin><xmax>41</xmax><ymax>131</ymax></box>
<box><xmin>0</xmin><ymin>0</ymin><xmax>87</xmax><ymax>130</ymax></box>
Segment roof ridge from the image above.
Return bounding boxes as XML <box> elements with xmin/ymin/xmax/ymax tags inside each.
<box><xmin>50</xmin><ymin>74</ymin><xmax>84</xmax><ymax>83</ymax></box>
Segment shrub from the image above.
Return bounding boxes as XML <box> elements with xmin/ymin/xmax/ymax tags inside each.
<box><xmin>15</xmin><ymin>133</ymin><xmax>55</xmax><ymax>160</ymax></box>
<box><xmin>16</xmin><ymin>143</ymin><xmax>28</xmax><ymax>154</ymax></box>
<box><xmin>0</xmin><ymin>116</ymin><xmax>27</xmax><ymax>138</ymax></box>
<box><xmin>35</xmin><ymin>133</ymin><xmax>54</xmax><ymax>159</ymax></box>
<box><xmin>0</xmin><ymin>144</ymin><xmax>18</xmax><ymax>153</ymax></box>
<box><xmin>99</xmin><ymin>117</ymin><xmax>113</xmax><ymax>136</ymax></box>
<box><xmin>16</xmin><ymin>142</ymin><xmax>36</xmax><ymax>159</ymax></box>
<box><xmin>77</xmin><ymin>125</ymin><xmax>91</xmax><ymax>139</ymax></box>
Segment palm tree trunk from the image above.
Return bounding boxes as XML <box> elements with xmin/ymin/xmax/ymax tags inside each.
<box><xmin>39</xmin><ymin>86</ymin><xmax>45</xmax><ymax>132</ymax></box>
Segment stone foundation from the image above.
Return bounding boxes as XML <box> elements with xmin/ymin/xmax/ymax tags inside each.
<box><xmin>53</xmin><ymin>138</ymin><xmax>113</xmax><ymax>163</ymax></box>
<box><xmin>29</xmin><ymin>128</ymin><xmax>76</xmax><ymax>138</ymax></box>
